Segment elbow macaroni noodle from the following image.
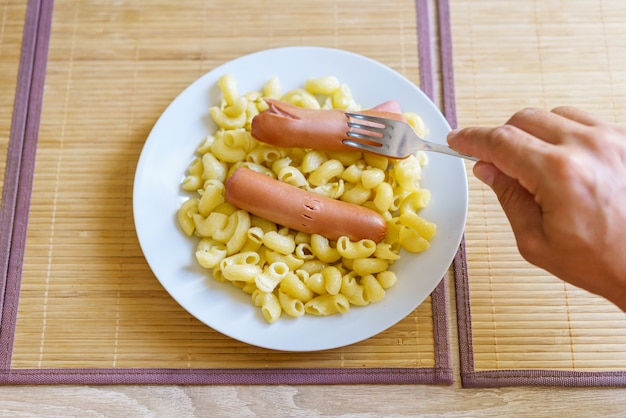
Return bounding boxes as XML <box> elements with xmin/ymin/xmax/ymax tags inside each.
<box><xmin>178</xmin><ymin>74</ymin><xmax>436</xmax><ymax>323</ymax></box>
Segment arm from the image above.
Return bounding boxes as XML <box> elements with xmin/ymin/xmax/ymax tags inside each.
<box><xmin>448</xmin><ymin>106</ymin><xmax>626</xmax><ymax>312</ymax></box>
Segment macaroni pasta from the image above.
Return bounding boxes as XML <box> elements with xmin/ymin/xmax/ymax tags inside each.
<box><xmin>178</xmin><ymin>74</ymin><xmax>435</xmax><ymax>323</ymax></box>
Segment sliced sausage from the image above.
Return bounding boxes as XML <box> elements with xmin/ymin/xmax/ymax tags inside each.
<box><xmin>224</xmin><ymin>167</ymin><xmax>388</xmax><ymax>243</ymax></box>
<box><xmin>250</xmin><ymin>99</ymin><xmax>406</xmax><ymax>153</ymax></box>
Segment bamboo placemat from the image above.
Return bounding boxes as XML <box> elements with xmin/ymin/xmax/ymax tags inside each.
<box><xmin>0</xmin><ymin>0</ymin><xmax>28</xmax><ymax>270</ymax></box>
<box><xmin>0</xmin><ymin>1</ymin><xmax>27</xmax><ymax>202</ymax></box>
<box><xmin>449</xmin><ymin>0</ymin><xmax>626</xmax><ymax>387</ymax></box>
<box><xmin>0</xmin><ymin>0</ymin><xmax>48</xmax><ymax>361</ymax></box>
<box><xmin>0</xmin><ymin>0</ymin><xmax>459</xmax><ymax>385</ymax></box>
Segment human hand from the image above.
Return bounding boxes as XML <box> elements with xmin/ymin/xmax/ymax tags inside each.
<box><xmin>448</xmin><ymin>107</ymin><xmax>626</xmax><ymax>311</ymax></box>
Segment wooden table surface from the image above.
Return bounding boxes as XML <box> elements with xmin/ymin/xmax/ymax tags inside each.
<box><xmin>2</xmin><ymin>343</ymin><xmax>626</xmax><ymax>417</ymax></box>
<box><xmin>2</xmin><ymin>0</ymin><xmax>626</xmax><ymax>416</ymax></box>
<box><xmin>2</xmin><ymin>275</ymin><xmax>626</xmax><ymax>417</ymax></box>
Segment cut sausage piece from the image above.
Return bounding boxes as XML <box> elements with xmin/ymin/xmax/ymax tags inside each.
<box><xmin>250</xmin><ymin>99</ymin><xmax>407</xmax><ymax>153</ymax></box>
<box><xmin>225</xmin><ymin>167</ymin><xmax>388</xmax><ymax>243</ymax></box>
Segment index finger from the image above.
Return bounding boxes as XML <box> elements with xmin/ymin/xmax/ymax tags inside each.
<box><xmin>551</xmin><ymin>106</ymin><xmax>607</xmax><ymax>126</ymax></box>
<box><xmin>447</xmin><ymin>124</ymin><xmax>553</xmax><ymax>195</ymax></box>
<box><xmin>506</xmin><ymin>107</ymin><xmax>588</xmax><ymax>145</ymax></box>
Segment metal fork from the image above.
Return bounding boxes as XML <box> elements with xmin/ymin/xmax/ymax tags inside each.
<box><xmin>343</xmin><ymin>113</ymin><xmax>478</xmax><ymax>161</ymax></box>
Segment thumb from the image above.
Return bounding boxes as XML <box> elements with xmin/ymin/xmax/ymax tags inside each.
<box><xmin>473</xmin><ymin>162</ymin><xmax>543</xmax><ymax>241</ymax></box>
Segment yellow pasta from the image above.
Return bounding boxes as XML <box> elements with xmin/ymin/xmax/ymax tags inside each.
<box><xmin>304</xmin><ymin>294</ymin><xmax>350</xmax><ymax>316</ymax></box>
<box><xmin>399</xmin><ymin>226</ymin><xmax>430</xmax><ymax>253</ymax></box>
<box><xmin>181</xmin><ymin>174</ymin><xmax>203</xmax><ymax>191</ymax></box>
<box><xmin>352</xmin><ymin>257</ymin><xmax>389</xmax><ymax>276</ymax></box>
<box><xmin>263</xmin><ymin>250</ymin><xmax>304</xmax><ymax>271</ymax></box>
<box><xmin>307</xmin><ymin>180</ymin><xmax>344</xmax><ymax>199</ymax></box>
<box><xmin>363</xmin><ymin>153</ymin><xmax>389</xmax><ymax>171</ymax></box>
<box><xmin>300</xmin><ymin>150</ymin><xmax>328</xmax><ymax>173</ymax></box>
<box><xmin>221</xmin><ymin>263</ymin><xmax>263</xmax><ymax>283</ymax></box>
<box><xmin>221</xmin><ymin>251</ymin><xmax>260</xmax><ymax>267</ymax></box>
<box><xmin>252</xmin><ymin>290</ymin><xmax>281</xmax><ymax>323</ymax></box>
<box><xmin>211</xmin><ymin>211</ymin><xmax>239</xmax><ymax>243</ymax></box>
<box><xmin>332</xmin><ymin>83</ymin><xmax>356</xmax><ymax>110</ymax></box>
<box><xmin>340</xmin><ymin>183</ymin><xmax>371</xmax><ymax>205</ymax></box>
<box><xmin>392</xmin><ymin>155</ymin><xmax>422</xmax><ymax>191</ymax></box>
<box><xmin>271</xmin><ymin>156</ymin><xmax>293</xmax><ymax>176</ymax></box>
<box><xmin>404</xmin><ymin>111</ymin><xmax>428</xmax><ymax>138</ymax></box>
<box><xmin>362</xmin><ymin>274</ymin><xmax>386</xmax><ymax>303</ymax></box>
<box><xmin>321</xmin><ymin>266</ymin><xmax>342</xmax><ymax>295</ymax></box>
<box><xmin>246</xmin><ymin>144</ymin><xmax>284</xmax><ymax>166</ymax></box>
<box><xmin>376</xmin><ymin>271</ymin><xmax>398</xmax><ymax>289</ymax></box>
<box><xmin>308</xmin><ymin>159</ymin><xmax>344</xmax><ymax>186</ymax></box>
<box><xmin>373</xmin><ymin>182</ymin><xmax>394</xmax><ymax>213</ymax></box>
<box><xmin>374</xmin><ymin>242</ymin><xmax>401</xmax><ymax>261</ymax></box>
<box><xmin>196</xmin><ymin>134</ymin><xmax>215</xmax><ymax>154</ymax></box>
<box><xmin>341</xmin><ymin>163</ymin><xmax>363</xmax><ymax>184</ymax></box>
<box><xmin>304</xmin><ymin>76</ymin><xmax>340</xmax><ymax>95</ymax></box>
<box><xmin>399</xmin><ymin>212</ymin><xmax>437</xmax><ymax>240</ymax></box>
<box><xmin>399</xmin><ymin>190</ymin><xmax>431</xmax><ymax>214</ymax></box>
<box><xmin>201</xmin><ymin>153</ymin><xmax>227</xmax><ymax>182</ymax></box>
<box><xmin>340</xmin><ymin>274</ymin><xmax>368</xmax><ymax>306</ymax></box>
<box><xmin>278</xmin><ymin>290</ymin><xmax>305</xmax><ymax>318</ymax></box>
<box><xmin>193</xmin><ymin>211</ymin><xmax>227</xmax><ymax>238</ymax></box>
<box><xmin>360</xmin><ymin>168</ymin><xmax>385</xmax><ymax>189</ymax></box>
<box><xmin>177</xmin><ymin>74</ymin><xmax>437</xmax><ymax>323</ymax></box>
<box><xmin>255</xmin><ymin>261</ymin><xmax>290</xmax><ymax>293</ymax></box>
<box><xmin>294</xmin><ymin>243</ymin><xmax>315</xmax><ymax>260</ymax></box>
<box><xmin>281</xmin><ymin>88</ymin><xmax>320</xmax><ymax>109</ymax></box>
<box><xmin>263</xmin><ymin>76</ymin><xmax>281</xmax><ymax>99</ymax></box>
<box><xmin>197</xmin><ymin>180</ymin><xmax>225</xmax><ymax>217</ymax></box>
<box><xmin>336</xmin><ymin>237</ymin><xmax>377</xmax><ymax>259</ymax></box>
<box><xmin>238</xmin><ymin>226</ymin><xmax>264</xmax><ymax>253</ymax></box>
<box><xmin>178</xmin><ymin>198</ymin><xmax>199</xmax><ymax>237</ymax></box>
<box><xmin>279</xmin><ymin>272</ymin><xmax>314</xmax><ymax>302</ymax></box>
<box><xmin>304</xmin><ymin>272</ymin><xmax>326</xmax><ymax>295</ymax></box>
<box><xmin>277</xmin><ymin>166</ymin><xmax>308</xmax><ymax>188</ymax></box>
<box><xmin>262</xmin><ymin>231</ymin><xmax>296</xmax><ymax>255</ymax></box>
<box><xmin>195</xmin><ymin>238</ymin><xmax>227</xmax><ymax>269</ymax></box>
<box><xmin>210</xmin><ymin>133</ymin><xmax>247</xmax><ymax>163</ymax></box>
<box><xmin>218</xmin><ymin>73</ymin><xmax>239</xmax><ymax>106</ymax></box>
<box><xmin>209</xmin><ymin>100</ymin><xmax>248</xmax><ymax>130</ymax></box>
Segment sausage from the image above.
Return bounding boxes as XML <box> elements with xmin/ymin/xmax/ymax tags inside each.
<box><xmin>224</xmin><ymin>167</ymin><xmax>388</xmax><ymax>243</ymax></box>
<box><xmin>250</xmin><ymin>99</ymin><xmax>407</xmax><ymax>153</ymax></box>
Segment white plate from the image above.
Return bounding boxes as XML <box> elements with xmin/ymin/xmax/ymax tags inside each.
<box><xmin>133</xmin><ymin>46</ymin><xmax>467</xmax><ymax>352</ymax></box>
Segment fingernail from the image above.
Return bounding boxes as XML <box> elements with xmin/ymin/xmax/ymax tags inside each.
<box><xmin>447</xmin><ymin>129</ymin><xmax>460</xmax><ymax>144</ymax></box>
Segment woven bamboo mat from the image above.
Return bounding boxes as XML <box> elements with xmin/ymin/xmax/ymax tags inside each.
<box><xmin>0</xmin><ymin>0</ymin><xmax>457</xmax><ymax>385</ymax></box>
<box><xmin>450</xmin><ymin>0</ymin><xmax>626</xmax><ymax>387</ymax></box>
<box><xmin>0</xmin><ymin>0</ymin><xmax>27</xmax><ymax>223</ymax></box>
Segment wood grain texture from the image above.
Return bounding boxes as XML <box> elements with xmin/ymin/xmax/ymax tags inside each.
<box><xmin>1</xmin><ymin>274</ymin><xmax>626</xmax><ymax>415</ymax></box>
<box><xmin>0</xmin><ymin>385</ymin><xmax>626</xmax><ymax>417</ymax></box>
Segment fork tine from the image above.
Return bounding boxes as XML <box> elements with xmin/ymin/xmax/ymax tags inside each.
<box><xmin>346</xmin><ymin>130</ymin><xmax>385</xmax><ymax>143</ymax></box>
<box><xmin>343</xmin><ymin>138</ymin><xmax>388</xmax><ymax>155</ymax></box>
<box><xmin>346</xmin><ymin>121</ymin><xmax>386</xmax><ymax>134</ymax></box>
<box><xmin>347</xmin><ymin>112</ymin><xmax>479</xmax><ymax>161</ymax></box>
<box><xmin>345</xmin><ymin>112</ymin><xmax>391</xmax><ymax>126</ymax></box>
<box><xmin>345</xmin><ymin>112</ymin><xmax>390</xmax><ymax>145</ymax></box>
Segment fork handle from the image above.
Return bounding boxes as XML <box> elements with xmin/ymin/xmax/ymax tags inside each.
<box><xmin>424</xmin><ymin>142</ymin><xmax>479</xmax><ymax>161</ymax></box>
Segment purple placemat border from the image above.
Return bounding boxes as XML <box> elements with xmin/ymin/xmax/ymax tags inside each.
<box><xmin>0</xmin><ymin>367</ymin><xmax>451</xmax><ymax>386</ymax></box>
<box><xmin>438</xmin><ymin>0</ymin><xmax>626</xmax><ymax>387</ymax></box>
<box><xmin>0</xmin><ymin>0</ymin><xmax>53</xmax><ymax>370</ymax></box>
<box><xmin>0</xmin><ymin>0</ymin><xmax>454</xmax><ymax>385</ymax></box>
